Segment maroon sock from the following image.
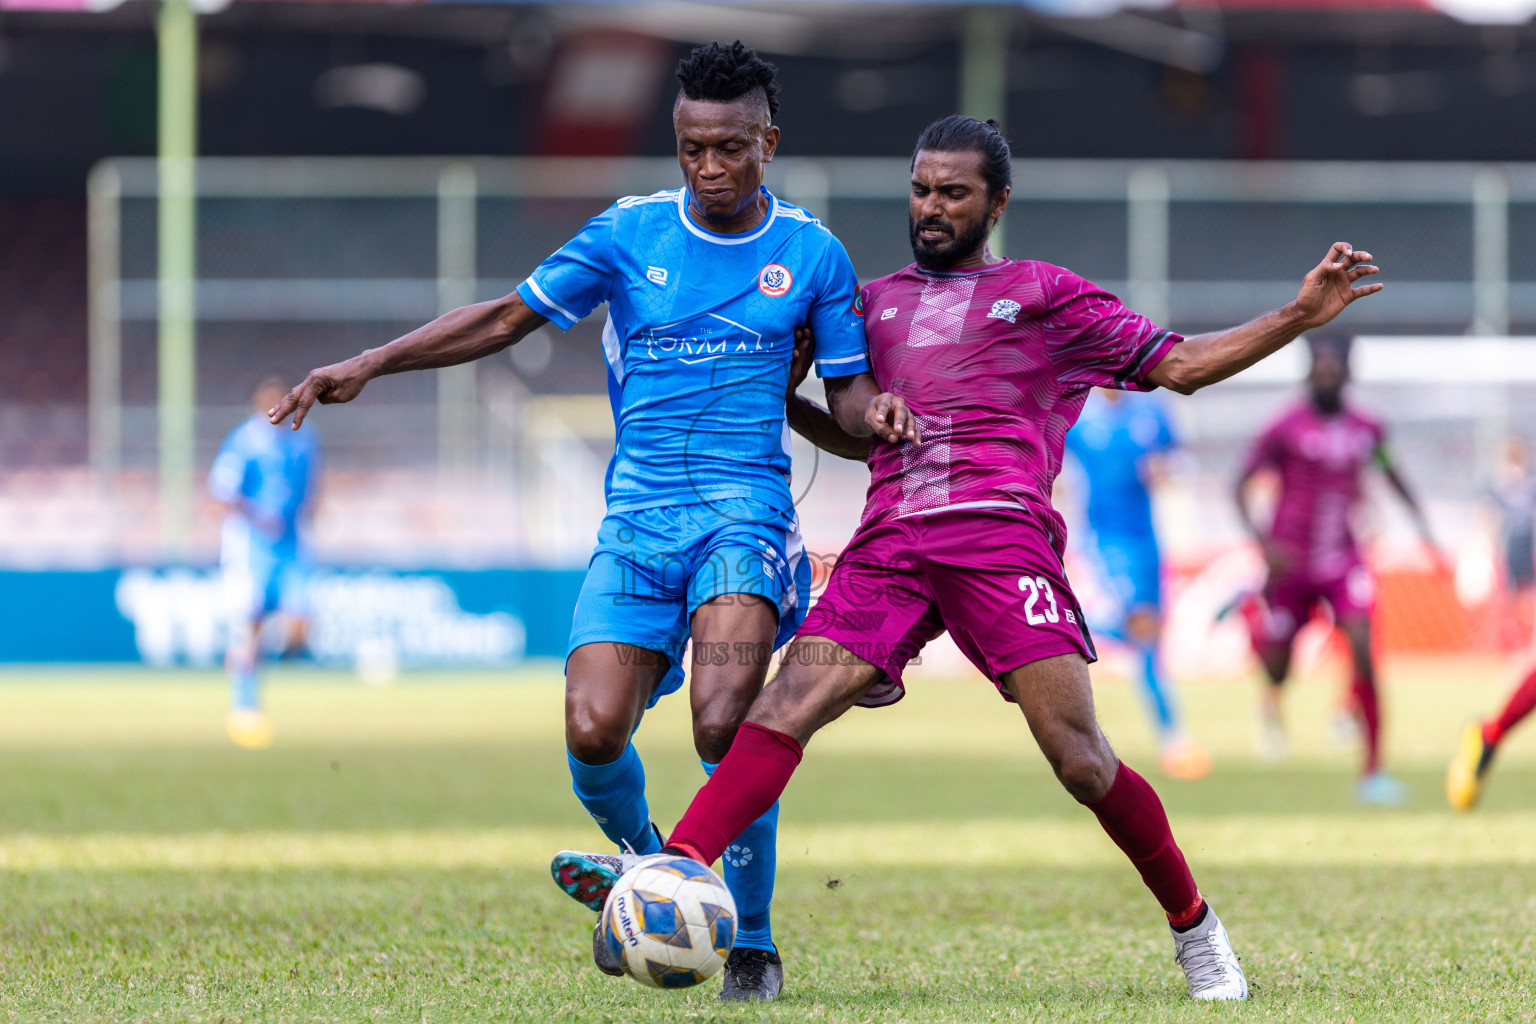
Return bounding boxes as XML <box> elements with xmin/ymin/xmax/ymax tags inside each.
<box><xmin>1087</xmin><ymin>761</ymin><xmax>1201</xmax><ymax>919</ymax></box>
<box><xmin>666</xmin><ymin>722</ymin><xmax>802</xmax><ymax>867</ymax></box>
<box><xmin>1352</xmin><ymin>667</ymin><xmax>1381</xmax><ymax>774</ymax></box>
<box><xmin>1486</xmin><ymin>667</ymin><xmax>1536</xmax><ymax>746</ymax></box>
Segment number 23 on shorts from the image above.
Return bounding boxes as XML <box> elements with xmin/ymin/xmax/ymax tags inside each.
<box><xmin>1018</xmin><ymin>575</ymin><xmax>1061</xmax><ymax>626</ymax></box>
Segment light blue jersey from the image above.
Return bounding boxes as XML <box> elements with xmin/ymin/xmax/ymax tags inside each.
<box><xmin>1066</xmin><ymin>391</ymin><xmax>1176</xmax><ymax>542</ymax></box>
<box><xmin>1068</xmin><ymin>396</ymin><xmax>1186</xmax><ymax>741</ymax></box>
<box><xmin>517</xmin><ymin>186</ymin><xmax>870</xmax><ymax>514</ymax></box>
<box><xmin>209</xmin><ymin>414</ymin><xmax>320</xmax><ymax>619</ymax></box>
<box><xmin>528</xmin><ymin>187</ymin><xmax>856</xmax><ymax>955</ymax></box>
<box><xmin>210</xmin><ymin>414</ymin><xmax>320</xmax><ymax>547</ymax></box>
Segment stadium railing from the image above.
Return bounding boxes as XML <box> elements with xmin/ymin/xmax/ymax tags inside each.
<box><xmin>18</xmin><ymin>155</ymin><xmax>1529</xmax><ymax>572</ymax></box>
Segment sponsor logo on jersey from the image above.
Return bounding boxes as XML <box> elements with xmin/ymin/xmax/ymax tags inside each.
<box><xmin>987</xmin><ymin>298</ymin><xmax>1022</xmax><ymax>324</ymax></box>
<box><xmin>646</xmin><ymin>266</ymin><xmax>668</xmax><ymax>286</ymax></box>
<box><xmin>880</xmin><ymin>307</ymin><xmax>898</xmax><ymax>320</ymax></box>
<box><xmin>758</xmin><ymin>263</ymin><xmax>793</xmax><ymax>298</ymax></box>
<box><xmin>639</xmin><ymin>312</ymin><xmax>766</xmax><ymax>364</ymax></box>
<box><xmin>851</xmin><ymin>288</ymin><xmax>866</xmax><ymax>316</ymax></box>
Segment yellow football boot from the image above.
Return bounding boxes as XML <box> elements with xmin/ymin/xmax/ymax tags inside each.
<box><xmin>1446</xmin><ymin>721</ymin><xmax>1491</xmax><ymax>812</ymax></box>
<box><xmin>226</xmin><ymin>708</ymin><xmax>274</xmax><ymax>750</ymax></box>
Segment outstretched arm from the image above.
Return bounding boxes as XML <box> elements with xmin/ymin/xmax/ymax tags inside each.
<box><xmin>1147</xmin><ymin>242</ymin><xmax>1381</xmax><ymax>395</ymax></box>
<box><xmin>270</xmin><ymin>293</ymin><xmax>548</xmax><ymax>428</ymax></box>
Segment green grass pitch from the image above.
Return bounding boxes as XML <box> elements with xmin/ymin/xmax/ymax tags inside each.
<box><xmin>1</xmin><ymin>657</ymin><xmax>1534</xmax><ymax>1022</ymax></box>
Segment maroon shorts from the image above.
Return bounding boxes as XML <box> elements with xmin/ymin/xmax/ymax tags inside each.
<box><xmin>1259</xmin><ymin>563</ymin><xmax>1376</xmax><ymax>647</ymax></box>
<box><xmin>798</xmin><ymin>506</ymin><xmax>1096</xmax><ymax>708</ymax></box>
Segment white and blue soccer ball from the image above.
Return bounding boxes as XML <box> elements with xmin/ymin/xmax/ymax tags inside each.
<box><xmin>599</xmin><ymin>854</ymin><xmax>737</xmax><ymax>989</ymax></box>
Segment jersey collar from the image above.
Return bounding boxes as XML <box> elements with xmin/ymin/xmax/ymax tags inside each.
<box><xmin>912</xmin><ymin>258</ymin><xmax>1014</xmax><ymax>278</ymax></box>
<box><xmin>676</xmin><ymin>187</ymin><xmax>779</xmax><ymax>246</ymax></box>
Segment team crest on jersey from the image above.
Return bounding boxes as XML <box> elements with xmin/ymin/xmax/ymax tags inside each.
<box><xmin>987</xmin><ymin>299</ymin><xmax>1022</xmax><ymax>324</ymax></box>
<box><xmin>851</xmin><ymin>288</ymin><xmax>866</xmax><ymax>316</ymax></box>
<box><xmin>758</xmin><ymin>263</ymin><xmax>793</xmax><ymax>298</ymax></box>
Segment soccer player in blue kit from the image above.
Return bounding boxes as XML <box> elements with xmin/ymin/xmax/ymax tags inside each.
<box><xmin>210</xmin><ymin>377</ymin><xmax>321</xmax><ymax>750</ymax></box>
<box><xmin>269</xmin><ymin>42</ymin><xmax>872</xmax><ymax>1000</ymax></box>
<box><xmin>1065</xmin><ymin>390</ymin><xmax>1210</xmax><ymax>779</ymax></box>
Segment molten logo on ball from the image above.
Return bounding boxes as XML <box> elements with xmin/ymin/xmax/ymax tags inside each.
<box><xmin>599</xmin><ymin>854</ymin><xmax>738</xmax><ymax>989</ymax></box>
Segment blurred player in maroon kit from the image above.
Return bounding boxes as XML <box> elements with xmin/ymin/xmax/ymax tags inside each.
<box><xmin>630</xmin><ymin>115</ymin><xmax>1388</xmax><ymax>1001</ymax></box>
<box><xmin>1235</xmin><ymin>335</ymin><xmax>1435</xmax><ymax>805</ymax></box>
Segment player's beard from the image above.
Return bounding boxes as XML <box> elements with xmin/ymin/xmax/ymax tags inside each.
<box><xmin>1312</xmin><ymin>387</ymin><xmax>1345</xmax><ymax>415</ymax></box>
<box><xmin>909</xmin><ymin>214</ymin><xmax>990</xmax><ymax>271</ymax></box>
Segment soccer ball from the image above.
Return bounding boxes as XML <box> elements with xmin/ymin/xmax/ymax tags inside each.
<box><xmin>599</xmin><ymin>854</ymin><xmax>737</xmax><ymax>988</ymax></box>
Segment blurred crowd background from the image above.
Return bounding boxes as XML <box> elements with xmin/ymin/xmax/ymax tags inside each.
<box><xmin>5</xmin><ymin>0</ymin><xmax>1536</xmax><ymax>677</ymax></box>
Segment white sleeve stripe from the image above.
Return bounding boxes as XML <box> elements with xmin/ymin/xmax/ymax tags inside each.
<box><xmin>616</xmin><ymin>190</ymin><xmax>682</xmax><ymax>208</ymax></box>
<box><xmin>815</xmin><ymin>353</ymin><xmax>868</xmax><ymax>365</ymax></box>
<box><xmin>523</xmin><ymin>278</ymin><xmax>578</xmax><ymax>325</ymax></box>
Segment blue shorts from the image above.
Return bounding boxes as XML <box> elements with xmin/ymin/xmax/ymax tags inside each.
<box><xmin>568</xmin><ymin>499</ymin><xmax>810</xmax><ymax>708</ymax></box>
<box><xmin>221</xmin><ymin>520</ymin><xmax>312</xmax><ymax>623</ymax></box>
<box><xmin>1094</xmin><ymin>531</ymin><xmax>1162</xmax><ymax>619</ymax></box>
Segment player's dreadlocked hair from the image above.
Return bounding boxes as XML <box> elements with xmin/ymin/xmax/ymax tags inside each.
<box><xmin>674</xmin><ymin>41</ymin><xmax>781</xmax><ymax>122</ymax></box>
<box><xmin>912</xmin><ymin>115</ymin><xmax>1013</xmax><ymax>200</ymax></box>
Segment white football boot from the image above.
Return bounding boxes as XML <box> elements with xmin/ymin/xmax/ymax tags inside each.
<box><xmin>1171</xmin><ymin>904</ymin><xmax>1248</xmax><ymax>1000</ymax></box>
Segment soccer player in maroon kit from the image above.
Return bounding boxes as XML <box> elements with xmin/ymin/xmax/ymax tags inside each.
<box><xmin>1235</xmin><ymin>335</ymin><xmax>1434</xmax><ymax>805</ymax></box>
<box><xmin>621</xmin><ymin>115</ymin><xmax>1387</xmax><ymax>1001</ymax></box>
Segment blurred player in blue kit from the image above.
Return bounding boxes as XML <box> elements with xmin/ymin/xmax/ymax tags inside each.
<box><xmin>1066</xmin><ymin>389</ymin><xmax>1211</xmax><ymax>779</ymax></box>
<box><xmin>269</xmin><ymin>41</ymin><xmax>876</xmax><ymax>1000</ymax></box>
<box><xmin>209</xmin><ymin>378</ymin><xmax>320</xmax><ymax>750</ymax></box>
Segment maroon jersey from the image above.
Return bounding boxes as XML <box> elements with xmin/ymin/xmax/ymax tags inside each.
<box><xmin>856</xmin><ymin>259</ymin><xmax>1179</xmax><ymax>543</ymax></box>
<box><xmin>1241</xmin><ymin>401</ymin><xmax>1386</xmax><ymax>580</ymax></box>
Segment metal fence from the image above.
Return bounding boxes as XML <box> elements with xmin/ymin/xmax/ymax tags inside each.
<box><xmin>65</xmin><ymin>155</ymin><xmax>1536</xmax><ymax>565</ymax></box>
<box><xmin>87</xmin><ymin>155</ymin><xmax>1536</xmax><ymax>471</ymax></box>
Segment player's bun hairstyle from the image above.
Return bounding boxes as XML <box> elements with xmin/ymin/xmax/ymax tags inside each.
<box><xmin>1306</xmin><ymin>332</ymin><xmax>1354</xmax><ymax>363</ymax></box>
<box><xmin>912</xmin><ymin>115</ymin><xmax>1013</xmax><ymax>199</ymax></box>
<box><xmin>675</xmin><ymin>41</ymin><xmax>781</xmax><ymax>121</ymax></box>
